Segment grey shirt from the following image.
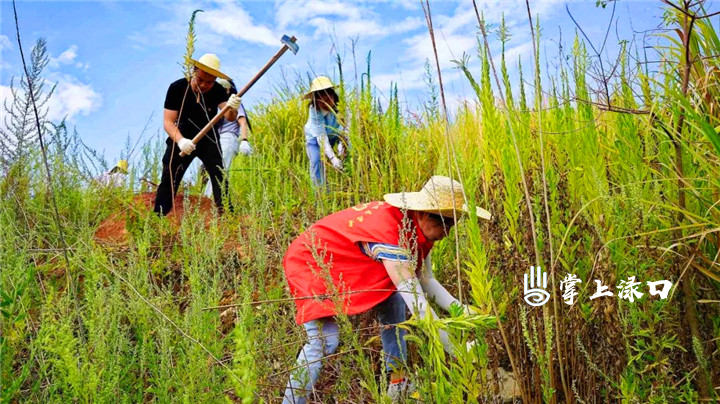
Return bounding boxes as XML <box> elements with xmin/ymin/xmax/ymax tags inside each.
<box><xmin>217</xmin><ymin>103</ymin><xmax>247</xmax><ymax>136</ymax></box>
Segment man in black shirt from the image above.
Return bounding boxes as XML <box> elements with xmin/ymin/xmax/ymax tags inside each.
<box><xmin>154</xmin><ymin>53</ymin><xmax>242</xmax><ymax>215</ymax></box>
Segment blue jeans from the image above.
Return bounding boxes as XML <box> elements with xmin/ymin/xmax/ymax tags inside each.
<box><xmin>204</xmin><ymin>132</ymin><xmax>238</xmax><ymax>198</ymax></box>
<box><xmin>282</xmin><ymin>292</ymin><xmax>407</xmax><ymax>403</ymax></box>
<box><xmin>306</xmin><ymin>136</ymin><xmax>339</xmax><ymax>188</ymax></box>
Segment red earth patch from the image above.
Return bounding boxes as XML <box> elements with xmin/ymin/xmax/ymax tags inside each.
<box><xmin>94</xmin><ymin>192</ymin><xmax>216</xmax><ymax>245</ymax></box>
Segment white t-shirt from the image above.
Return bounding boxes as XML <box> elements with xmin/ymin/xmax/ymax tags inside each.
<box><xmin>96</xmin><ymin>171</ymin><xmax>126</xmax><ymax>187</ymax></box>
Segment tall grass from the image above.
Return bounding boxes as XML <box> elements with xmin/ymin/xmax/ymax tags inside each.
<box><xmin>2</xmin><ymin>1</ymin><xmax>720</xmax><ymax>403</ymax></box>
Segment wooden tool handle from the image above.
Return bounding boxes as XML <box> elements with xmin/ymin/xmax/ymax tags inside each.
<box><xmin>179</xmin><ymin>105</ymin><xmax>230</xmax><ymax>157</ymax></box>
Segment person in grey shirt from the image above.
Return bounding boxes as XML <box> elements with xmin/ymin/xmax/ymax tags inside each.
<box><xmin>204</xmin><ymin>78</ymin><xmax>252</xmax><ymax>198</ymax></box>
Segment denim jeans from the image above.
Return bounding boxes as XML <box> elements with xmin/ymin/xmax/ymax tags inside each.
<box><xmin>306</xmin><ymin>136</ymin><xmax>339</xmax><ymax>188</ymax></box>
<box><xmin>282</xmin><ymin>292</ymin><xmax>407</xmax><ymax>403</ymax></box>
<box><xmin>204</xmin><ymin>132</ymin><xmax>238</xmax><ymax>198</ymax></box>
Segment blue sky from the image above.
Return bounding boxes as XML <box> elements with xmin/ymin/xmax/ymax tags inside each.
<box><xmin>1</xmin><ymin>1</ymin><xmax>675</xmax><ymax>167</ymax></box>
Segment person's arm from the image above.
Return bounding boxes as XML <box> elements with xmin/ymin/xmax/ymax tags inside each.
<box><xmin>220</xmin><ymin>89</ymin><xmax>241</xmax><ymax>122</ymax></box>
<box><xmin>318</xmin><ymin>117</ymin><xmax>337</xmax><ymax>161</ymax></box>
<box><xmin>163</xmin><ymin>83</ymin><xmax>196</xmax><ymax>154</ymax></box>
<box><xmin>237</xmin><ymin>113</ymin><xmax>253</xmax><ymax>155</ymax></box>
<box><xmin>321</xmin><ymin>134</ymin><xmax>338</xmax><ymax>161</ymax></box>
<box><xmin>219</xmin><ymin>101</ymin><xmax>238</xmax><ymax>122</ymax></box>
<box><xmin>163</xmin><ymin>109</ymin><xmax>184</xmax><ymax>143</ymax></box>
<box><xmin>383</xmin><ymin>259</ymin><xmax>453</xmax><ymax>354</ymax></box>
<box><xmin>322</xmin><ymin>113</ymin><xmax>342</xmax><ymax>167</ymax></box>
<box><xmin>238</xmin><ymin>116</ymin><xmax>248</xmax><ymax>141</ymax></box>
<box><xmin>419</xmin><ymin>256</ymin><xmax>467</xmax><ymax>314</ymax></box>
<box><xmin>337</xmin><ymin>135</ymin><xmax>351</xmax><ymax>159</ymax></box>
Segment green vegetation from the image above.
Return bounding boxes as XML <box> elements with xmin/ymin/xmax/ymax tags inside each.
<box><xmin>2</xmin><ymin>1</ymin><xmax>719</xmax><ymax>402</ymax></box>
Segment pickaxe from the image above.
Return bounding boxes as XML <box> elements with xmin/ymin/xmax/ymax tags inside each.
<box><xmin>180</xmin><ymin>35</ymin><xmax>299</xmax><ymax>156</ymax></box>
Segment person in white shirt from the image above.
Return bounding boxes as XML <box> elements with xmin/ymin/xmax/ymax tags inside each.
<box><xmin>303</xmin><ymin>76</ymin><xmax>349</xmax><ymax>188</ymax></box>
<box><xmin>95</xmin><ymin>159</ymin><xmax>128</xmax><ymax>187</ymax></box>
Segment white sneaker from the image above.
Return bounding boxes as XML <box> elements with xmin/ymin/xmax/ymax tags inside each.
<box><xmin>386</xmin><ymin>378</ymin><xmax>416</xmax><ymax>401</ymax></box>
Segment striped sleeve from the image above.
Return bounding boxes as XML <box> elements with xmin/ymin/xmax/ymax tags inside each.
<box><xmin>359</xmin><ymin>242</ymin><xmax>411</xmax><ymax>262</ymax></box>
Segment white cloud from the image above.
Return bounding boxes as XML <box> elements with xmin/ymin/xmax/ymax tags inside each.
<box><xmin>306</xmin><ymin>15</ymin><xmax>423</xmax><ymax>39</ymax></box>
<box><xmin>0</xmin><ymin>73</ymin><xmax>99</xmax><ymax>125</ymax></box>
<box><xmin>392</xmin><ymin>0</ymin><xmax>420</xmax><ymax>11</ymax></box>
<box><xmin>1</xmin><ymin>34</ymin><xmax>13</xmax><ymax>70</ymax></box>
<box><xmin>0</xmin><ymin>85</ymin><xmax>12</xmax><ymax>133</ymax></box>
<box><xmin>392</xmin><ymin>16</ymin><xmax>424</xmax><ymax>34</ymax></box>
<box><xmin>127</xmin><ymin>31</ymin><xmax>151</xmax><ymax>50</ymax></box>
<box><xmin>0</xmin><ymin>35</ymin><xmax>12</xmax><ymax>51</ymax></box>
<box><xmin>57</xmin><ymin>45</ymin><xmax>77</xmax><ymax>64</ymax></box>
<box><xmin>397</xmin><ymin>6</ymin><xmax>475</xmax><ymax>79</ymax></box>
<box><xmin>50</xmin><ymin>45</ymin><xmax>78</xmax><ymax>67</ymax></box>
<box><xmin>0</xmin><ymin>85</ymin><xmax>10</xmax><ymax>104</ymax></box>
<box><xmin>47</xmin><ymin>75</ymin><xmax>102</xmax><ymax>121</ymax></box>
<box><xmin>276</xmin><ymin>0</ymin><xmax>422</xmax><ymax>40</ymax></box>
<box><xmin>276</xmin><ymin>0</ymin><xmax>362</xmax><ymax>30</ymax></box>
<box><xmin>374</xmin><ymin>67</ymin><xmax>425</xmax><ymax>93</ymax></box>
<box><xmin>499</xmin><ymin>42</ymin><xmax>534</xmax><ymax>67</ymax></box>
<box><xmin>200</xmin><ymin>5</ymin><xmax>278</xmax><ymax>47</ymax></box>
<box><xmin>405</xmin><ymin>32</ymin><xmax>476</xmax><ymax>69</ymax></box>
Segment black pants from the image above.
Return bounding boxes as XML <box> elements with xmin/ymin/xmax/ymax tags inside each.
<box><xmin>153</xmin><ymin>136</ymin><xmax>229</xmax><ymax>215</ymax></box>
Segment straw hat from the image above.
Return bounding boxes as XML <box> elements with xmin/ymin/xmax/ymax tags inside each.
<box><xmin>384</xmin><ymin>176</ymin><xmax>492</xmax><ymax>220</ymax></box>
<box><xmin>304</xmin><ymin>76</ymin><xmax>336</xmax><ymax>99</ymax></box>
<box><xmin>115</xmin><ymin>160</ymin><xmax>128</xmax><ymax>174</ymax></box>
<box><xmin>216</xmin><ymin>78</ymin><xmax>233</xmax><ymax>90</ymax></box>
<box><xmin>190</xmin><ymin>53</ymin><xmax>230</xmax><ymax>80</ymax></box>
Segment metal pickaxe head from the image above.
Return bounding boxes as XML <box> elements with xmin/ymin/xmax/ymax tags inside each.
<box><xmin>281</xmin><ymin>35</ymin><xmax>299</xmax><ymax>55</ymax></box>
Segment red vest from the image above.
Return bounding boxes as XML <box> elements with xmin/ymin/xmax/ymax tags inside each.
<box><xmin>283</xmin><ymin>202</ymin><xmax>435</xmax><ymax>324</ymax></box>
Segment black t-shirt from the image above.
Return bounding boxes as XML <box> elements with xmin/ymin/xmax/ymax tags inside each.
<box><xmin>164</xmin><ymin>78</ymin><xmax>230</xmax><ymax>140</ymax></box>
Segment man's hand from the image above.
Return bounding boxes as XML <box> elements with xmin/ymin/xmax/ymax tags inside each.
<box><xmin>330</xmin><ymin>156</ymin><xmax>343</xmax><ymax>170</ymax></box>
<box><xmin>226</xmin><ymin>94</ymin><xmax>241</xmax><ymax>110</ymax></box>
<box><xmin>239</xmin><ymin>139</ymin><xmax>253</xmax><ymax>155</ymax></box>
<box><xmin>177</xmin><ymin>138</ymin><xmax>196</xmax><ymax>155</ymax></box>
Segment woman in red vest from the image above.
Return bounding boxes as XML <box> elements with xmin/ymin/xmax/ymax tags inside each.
<box><xmin>282</xmin><ymin>176</ymin><xmax>491</xmax><ymax>403</ymax></box>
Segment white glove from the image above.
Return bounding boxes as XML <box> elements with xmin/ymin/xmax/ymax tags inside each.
<box><xmin>337</xmin><ymin>141</ymin><xmax>346</xmax><ymax>158</ymax></box>
<box><xmin>396</xmin><ymin>278</ymin><xmax>456</xmax><ymax>356</ymax></box>
<box><xmin>226</xmin><ymin>94</ymin><xmax>241</xmax><ymax>110</ymax></box>
<box><xmin>177</xmin><ymin>138</ymin><xmax>196</xmax><ymax>154</ymax></box>
<box><xmin>397</xmin><ymin>278</ymin><xmax>433</xmax><ymax>318</ymax></box>
<box><xmin>239</xmin><ymin>139</ymin><xmax>253</xmax><ymax>155</ymax></box>
<box><xmin>330</xmin><ymin>156</ymin><xmax>343</xmax><ymax>170</ymax></box>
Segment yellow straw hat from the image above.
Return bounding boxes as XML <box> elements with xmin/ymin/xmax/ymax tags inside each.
<box><xmin>115</xmin><ymin>160</ymin><xmax>128</xmax><ymax>174</ymax></box>
<box><xmin>190</xmin><ymin>53</ymin><xmax>231</xmax><ymax>81</ymax></box>
<box><xmin>304</xmin><ymin>76</ymin><xmax>336</xmax><ymax>99</ymax></box>
<box><xmin>384</xmin><ymin>176</ymin><xmax>492</xmax><ymax>220</ymax></box>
